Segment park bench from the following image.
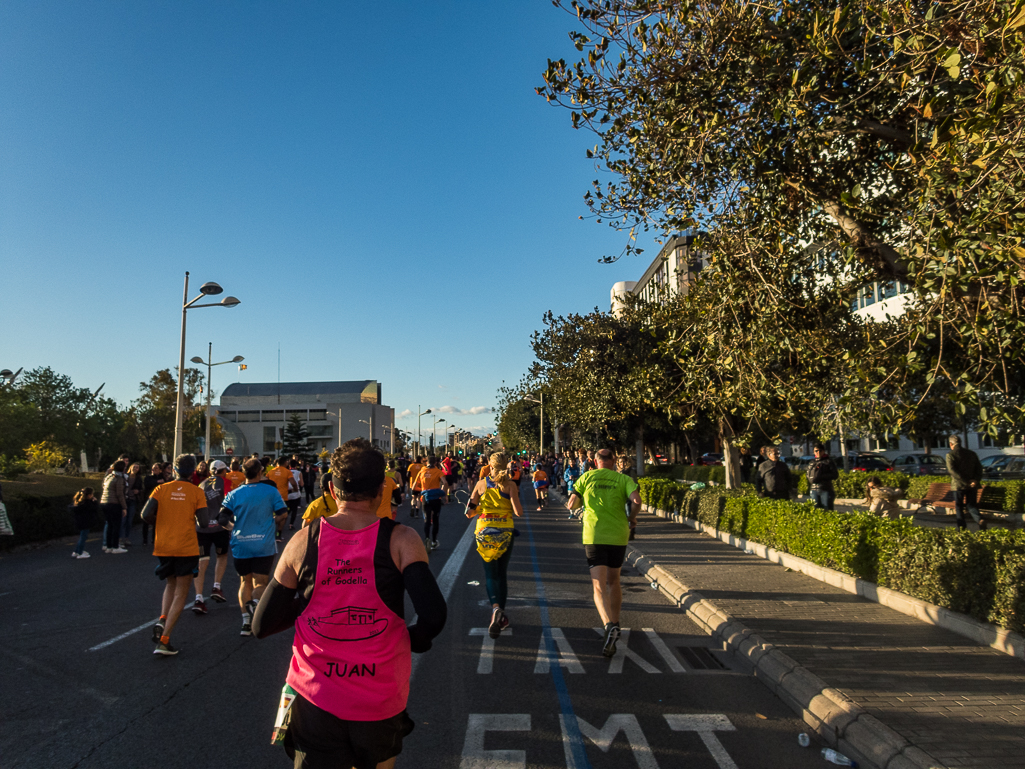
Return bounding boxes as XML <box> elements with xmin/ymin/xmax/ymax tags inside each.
<box><xmin>910</xmin><ymin>482</ymin><xmax>1004</xmax><ymax>517</ymax></box>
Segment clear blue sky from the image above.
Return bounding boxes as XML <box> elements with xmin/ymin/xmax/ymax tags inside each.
<box><xmin>0</xmin><ymin>1</ymin><xmax>653</xmax><ymax>436</ymax></box>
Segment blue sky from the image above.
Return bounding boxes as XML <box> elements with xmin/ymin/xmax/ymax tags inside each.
<box><xmin>0</xmin><ymin>1</ymin><xmax>653</xmax><ymax>436</ymax></box>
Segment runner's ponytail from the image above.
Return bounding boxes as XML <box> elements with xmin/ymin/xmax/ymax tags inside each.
<box><xmin>490</xmin><ymin>453</ymin><xmax>510</xmax><ymax>488</ymax></box>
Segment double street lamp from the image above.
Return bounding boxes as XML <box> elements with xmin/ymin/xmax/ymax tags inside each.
<box><xmin>190</xmin><ymin>343</ymin><xmax>245</xmax><ymax>460</ymax></box>
<box><xmin>173</xmin><ymin>272</ymin><xmax>240</xmax><ymax>459</ymax></box>
<box><xmin>0</xmin><ymin>368</ymin><xmax>22</xmax><ymax>387</ymax></box>
<box><xmin>525</xmin><ymin>391</ymin><xmax>544</xmax><ymax>452</ymax></box>
<box><xmin>417</xmin><ymin>407</ymin><xmax>431</xmax><ymax>456</ymax></box>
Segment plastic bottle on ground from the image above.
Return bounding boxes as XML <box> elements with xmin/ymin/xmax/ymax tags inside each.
<box><xmin>821</xmin><ymin>747</ymin><xmax>858</xmax><ymax>767</ymax></box>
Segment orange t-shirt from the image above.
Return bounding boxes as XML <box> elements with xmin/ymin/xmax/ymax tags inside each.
<box><xmin>151</xmin><ymin>481</ymin><xmax>207</xmax><ymax>557</ymax></box>
<box><xmin>479</xmin><ymin>466</ymin><xmax>490</xmax><ymax>479</ymax></box>
<box><xmin>226</xmin><ymin>471</ymin><xmax>246</xmax><ymax>489</ymax></box>
<box><xmin>375</xmin><ymin>476</ymin><xmax>399</xmax><ymax>519</ymax></box>
<box><xmin>533</xmin><ymin>470</ymin><xmax>548</xmax><ymax>483</ymax></box>
<box><xmin>266</xmin><ymin>466</ymin><xmax>293</xmax><ymax>503</ymax></box>
<box><xmin>413</xmin><ymin>466</ymin><xmax>446</xmax><ymax>491</ymax></box>
<box><xmin>406</xmin><ymin>464</ymin><xmax>423</xmax><ymax>488</ymax></box>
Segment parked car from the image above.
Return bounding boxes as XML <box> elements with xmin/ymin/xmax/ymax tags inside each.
<box><xmin>698</xmin><ymin>453</ymin><xmax>723</xmax><ymax>466</ymax></box>
<box><xmin>889</xmin><ymin>453</ymin><xmax>947</xmax><ymax>475</ymax></box>
<box><xmin>850</xmin><ymin>453</ymin><xmax>893</xmax><ymax>473</ymax></box>
<box><xmin>981</xmin><ymin>454</ymin><xmax>1015</xmax><ymax>471</ymax></box>
<box><xmin>984</xmin><ymin>456</ymin><xmax>1025</xmax><ymax>481</ymax></box>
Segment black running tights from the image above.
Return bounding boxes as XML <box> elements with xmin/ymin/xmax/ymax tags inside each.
<box><xmin>423</xmin><ymin>499</ymin><xmax>442</xmax><ymax>540</ymax></box>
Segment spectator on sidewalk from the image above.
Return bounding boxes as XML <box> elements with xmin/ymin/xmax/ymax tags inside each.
<box><xmin>100</xmin><ymin>460</ymin><xmax>128</xmax><ymax>554</ymax></box>
<box><xmin>141</xmin><ymin>463</ymin><xmax>165</xmax><ymax>545</ymax></box>
<box><xmin>739</xmin><ymin>448</ymin><xmax>756</xmax><ymax>484</ymax></box>
<box><xmin>806</xmin><ymin>443</ymin><xmax>839</xmax><ymax>510</ymax></box>
<box><xmin>945</xmin><ymin>435</ymin><xmax>985</xmax><ymax>530</ymax></box>
<box><xmin>755</xmin><ymin>447</ymin><xmax>792</xmax><ymax>500</ymax></box>
<box><xmin>864</xmin><ymin>477</ymin><xmax>903</xmax><ymax>518</ymax></box>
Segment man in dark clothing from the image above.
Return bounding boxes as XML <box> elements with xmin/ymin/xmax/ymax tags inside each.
<box><xmin>755</xmin><ymin>447</ymin><xmax>792</xmax><ymax>500</ymax></box>
<box><xmin>806</xmin><ymin>443</ymin><xmax>839</xmax><ymax>510</ymax></box>
<box><xmin>945</xmin><ymin>435</ymin><xmax>985</xmax><ymax>530</ymax></box>
<box><xmin>740</xmin><ymin>448</ymin><xmax>756</xmax><ymax>484</ymax></box>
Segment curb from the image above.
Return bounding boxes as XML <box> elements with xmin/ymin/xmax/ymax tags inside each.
<box><xmin>645</xmin><ymin>505</ymin><xmax>1025</xmax><ymax>661</ymax></box>
<box><xmin>625</xmin><ymin>545</ymin><xmax>946</xmax><ymax>769</ymax></box>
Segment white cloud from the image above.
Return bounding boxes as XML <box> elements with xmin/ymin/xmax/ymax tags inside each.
<box><xmin>437</xmin><ymin>405</ymin><xmax>492</xmax><ymax>416</ymax></box>
<box><xmin>396</xmin><ymin>409</ymin><xmax>414</xmax><ymax>419</ymax></box>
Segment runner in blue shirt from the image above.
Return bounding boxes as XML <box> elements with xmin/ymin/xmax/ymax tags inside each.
<box><xmin>564</xmin><ymin>461</ymin><xmax>581</xmax><ymax>520</ymax></box>
<box><xmin>218</xmin><ymin>458</ymin><xmax>288</xmax><ymax>636</ymax></box>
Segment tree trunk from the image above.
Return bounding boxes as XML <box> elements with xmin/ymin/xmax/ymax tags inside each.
<box><xmin>835</xmin><ymin>402</ymin><xmax>850</xmax><ymax>472</ymax></box>
<box><xmin>683</xmin><ymin>433</ymin><xmax>696</xmax><ymax>466</ymax></box>
<box><xmin>720</xmin><ymin>419</ymin><xmax>743</xmax><ymax>490</ymax></box>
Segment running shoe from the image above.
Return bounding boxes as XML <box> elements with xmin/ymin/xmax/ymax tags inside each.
<box><xmin>245</xmin><ymin>599</ymin><xmax>259</xmax><ymax>619</ymax></box>
<box><xmin>498</xmin><ymin>613</ymin><xmax>510</xmax><ymax>633</ymax></box>
<box><xmin>102</xmin><ymin>547</ymin><xmax>111</xmax><ymax>553</ymax></box>
<box><xmin>488</xmin><ymin>608</ymin><xmax>504</xmax><ymax>639</ymax></box>
<box><xmin>240</xmin><ymin>621</ymin><xmax>252</xmax><ymax>637</ymax></box>
<box><xmin>151</xmin><ymin>621</ymin><xmax>164</xmax><ymax>644</ymax></box>
<box><xmin>153</xmin><ymin>641</ymin><xmax>178</xmax><ymax>656</ymax></box>
<box><xmin>431</xmin><ymin>539</ymin><xmax>439</xmax><ymax>550</ymax></box>
<box><xmin>109</xmin><ymin>547</ymin><xmax>128</xmax><ymax>554</ymax></box>
<box><xmin>210</xmin><ymin>586</ymin><xmax>226</xmax><ymax>603</ymax></box>
<box><xmin>192</xmin><ymin>598</ymin><xmax>208</xmax><ymax>615</ymax></box>
<box><xmin>602</xmin><ymin>623</ymin><xmax>621</xmax><ymax>658</ymax></box>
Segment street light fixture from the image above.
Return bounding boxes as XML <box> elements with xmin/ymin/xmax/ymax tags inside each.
<box><xmin>434</xmin><ymin>417</ymin><xmax>445</xmax><ymax>452</ymax></box>
<box><xmin>0</xmin><ymin>368</ymin><xmax>22</xmax><ymax>387</ymax></box>
<box><xmin>525</xmin><ymin>391</ymin><xmax>544</xmax><ymax>453</ymax></box>
<box><xmin>358</xmin><ymin>419</ymin><xmax>372</xmax><ymax>441</ymax></box>
<box><xmin>173</xmin><ymin>272</ymin><xmax>241</xmax><ymax>459</ymax></box>
<box><xmin>190</xmin><ymin>343</ymin><xmax>245</xmax><ymax>460</ymax></box>
<box><xmin>417</xmin><ymin>407</ymin><xmax>431</xmax><ymax>456</ymax></box>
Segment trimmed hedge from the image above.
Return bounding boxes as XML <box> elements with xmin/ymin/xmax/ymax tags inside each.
<box><xmin>1</xmin><ymin>475</ymin><xmax>110</xmax><ymax>550</ymax></box>
<box><xmin>644</xmin><ymin>464</ymin><xmax>728</xmax><ymax>484</ymax></box>
<box><xmin>637</xmin><ymin>477</ymin><xmax>1025</xmax><ymax>634</ymax></box>
<box><xmin>796</xmin><ymin>469</ymin><xmax>912</xmax><ymax>498</ymax></box>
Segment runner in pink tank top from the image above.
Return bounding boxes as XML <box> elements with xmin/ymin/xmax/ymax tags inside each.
<box><xmin>252</xmin><ymin>439</ymin><xmax>447</xmax><ymax>769</ymax></box>
<box><xmin>289</xmin><ymin>518</ymin><xmax>410</xmax><ymax>720</ymax></box>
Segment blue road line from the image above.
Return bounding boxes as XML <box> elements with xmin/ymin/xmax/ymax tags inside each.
<box><xmin>523</xmin><ymin>507</ymin><xmax>592</xmax><ymax>769</ymax></box>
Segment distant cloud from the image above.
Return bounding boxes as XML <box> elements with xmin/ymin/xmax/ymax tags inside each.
<box><xmin>396</xmin><ymin>409</ymin><xmax>413</xmax><ymax>419</ymax></box>
<box><xmin>437</xmin><ymin>405</ymin><xmax>492</xmax><ymax>416</ymax></box>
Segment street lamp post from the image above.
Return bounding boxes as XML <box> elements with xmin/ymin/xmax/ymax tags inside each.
<box><xmin>359</xmin><ymin>419</ymin><xmax>371</xmax><ymax>441</ymax></box>
<box><xmin>446</xmin><ymin>425</ymin><xmax>457</xmax><ymax>454</ymax></box>
<box><xmin>0</xmin><ymin>368</ymin><xmax>23</xmax><ymax>387</ymax></box>
<box><xmin>434</xmin><ymin>417</ymin><xmax>445</xmax><ymax>453</ymax></box>
<box><xmin>190</xmin><ymin>343</ymin><xmax>245</xmax><ymax>460</ymax></box>
<box><xmin>417</xmin><ymin>407</ymin><xmax>431</xmax><ymax>457</ymax></box>
<box><xmin>173</xmin><ymin>272</ymin><xmax>241</xmax><ymax>459</ymax></box>
<box><xmin>525</xmin><ymin>391</ymin><xmax>544</xmax><ymax>453</ymax></box>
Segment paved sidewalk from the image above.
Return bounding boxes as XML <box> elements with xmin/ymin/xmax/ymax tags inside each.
<box><xmin>628</xmin><ymin>511</ymin><xmax>1025</xmax><ymax>769</ymax></box>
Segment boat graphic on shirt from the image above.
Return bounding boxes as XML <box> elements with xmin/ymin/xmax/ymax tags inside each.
<box><xmin>307</xmin><ymin>606</ymin><xmax>388</xmax><ymax>642</ymax></box>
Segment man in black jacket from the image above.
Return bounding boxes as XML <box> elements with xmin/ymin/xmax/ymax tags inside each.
<box><xmin>945</xmin><ymin>435</ymin><xmax>985</xmax><ymax>530</ymax></box>
<box><xmin>755</xmin><ymin>447</ymin><xmax>792</xmax><ymax>500</ymax></box>
<box><xmin>806</xmin><ymin>443</ymin><xmax>840</xmax><ymax>510</ymax></box>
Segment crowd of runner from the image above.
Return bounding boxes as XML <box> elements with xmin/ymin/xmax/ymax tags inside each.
<box><xmin>67</xmin><ymin>441</ymin><xmax>641</xmax><ymax>769</ymax></box>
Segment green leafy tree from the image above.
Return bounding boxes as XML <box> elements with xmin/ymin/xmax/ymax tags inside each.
<box><xmin>281</xmin><ymin>414</ymin><xmax>313</xmax><ymax>462</ymax></box>
<box><xmin>540</xmin><ymin>0</ymin><xmax>1025</xmax><ymax>428</ymax></box>
<box><xmin>134</xmin><ymin>368</ymin><xmax>207</xmax><ymax>455</ymax></box>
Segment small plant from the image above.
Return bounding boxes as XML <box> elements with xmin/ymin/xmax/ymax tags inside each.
<box><xmin>0</xmin><ymin>454</ymin><xmax>29</xmax><ymax>479</ymax></box>
<box><xmin>23</xmin><ymin>442</ymin><xmax>71</xmax><ymax>473</ymax></box>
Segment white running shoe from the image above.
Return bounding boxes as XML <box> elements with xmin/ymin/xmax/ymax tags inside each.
<box><xmin>109</xmin><ymin>547</ymin><xmax>128</xmax><ymax>554</ymax></box>
<box><xmin>78</xmin><ymin>551</ymin><xmax>91</xmax><ymax>559</ymax></box>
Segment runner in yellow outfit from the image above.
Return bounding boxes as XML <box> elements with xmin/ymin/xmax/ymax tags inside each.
<box><xmin>466</xmin><ymin>452</ymin><xmax>523</xmax><ymax>637</ymax></box>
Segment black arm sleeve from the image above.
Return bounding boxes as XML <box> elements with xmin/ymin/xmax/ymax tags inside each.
<box><xmin>252</xmin><ymin>577</ymin><xmax>301</xmax><ymax>639</ymax></box>
<box><xmin>194</xmin><ymin>505</ymin><xmax>209</xmax><ymax>529</ymax></box>
<box><xmin>404</xmin><ymin>561</ymin><xmax>447</xmax><ymax>654</ymax></box>
<box><xmin>141</xmin><ymin>497</ymin><xmax>158</xmax><ymax>525</ymax></box>
<box><xmin>217</xmin><ymin>505</ymin><xmax>234</xmax><ymax>528</ymax></box>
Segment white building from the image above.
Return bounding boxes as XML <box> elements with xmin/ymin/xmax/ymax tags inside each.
<box><xmin>610</xmin><ymin>233</ymin><xmax>707</xmax><ymax>316</ymax></box>
<box><xmin>213</xmin><ymin>380</ymin><xmax>395</xmax><ymax>458</ymax></box>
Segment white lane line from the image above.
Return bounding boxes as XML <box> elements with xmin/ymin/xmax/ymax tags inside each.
<box><xmin>410</xmin><ymin>519</ymin><xmax>476</xmax><ymax>679</ymax></box>
<box><xmin>87</xmin><ymin>619</ymin><xmax>156</xmax><ymax>652</ymax></box>
<box><xmin>642</xmin><ymin>628</ymin><xmax>687</xmax><ymax>673</ymax></box>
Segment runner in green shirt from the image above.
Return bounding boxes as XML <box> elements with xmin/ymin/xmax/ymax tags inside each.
<box><xmin>566</xmin><ymin>448</ymin><xmax>641</xmax><ymax>658</ymax></box>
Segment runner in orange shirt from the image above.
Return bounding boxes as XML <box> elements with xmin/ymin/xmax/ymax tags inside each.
<box><xmin>412</xmin><ymin>455</ymin><xmax>450</xmax><ymax>552</ymax></box>
<box><xmin>406</xmin><ymin>456</ymin><xmax>424</xmax><ymax>519</ymax></box>
<box><xmin>532</xmin><ymin>466</ymin><xmax>549</xmax><ymax>510</ymax></box>
<box><xmin>265</xmin><ymin>457</ymin><xmax>298</xmax><ymax>540</ymax></box>
<box><xmin>226</xmin><ymin>459</ymin><xmax>246</xmax><ymax>491</ymax></box>
<box><xmin>141</xmin><ymin>454</ymin><xmax>210</xmax><ymax>656</ymax></box>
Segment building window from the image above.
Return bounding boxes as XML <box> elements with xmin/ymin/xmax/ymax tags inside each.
<box><xmin>236</xmin><ymin>411</ymin><xmax>260</xmax><ymax>423</ymax></box>
<box><xmin>978</xmin><ymin>431</ymin><xmax>1018</xmax><ymax>449</ymax></box>
<box><xmin>308</xmin><ymin>425</ymin><xmax>333</xmax><ymax>438</ymax></box>
<box><xmin>261</xmin><ymin>410</ymin><xmax>284</xmax><ymax>423</ymax></box>
<box><xmin>870</xmin><ymin>434</ymin><xmax>900</xmax><ymax>451</ymax></box>
<box><xmin>263</xmin><ymin>426</ymin><xmax>278</xmax><ymax>452</ymax></box>
<box><xmin>915</xmin><ymin>435</ymin><xmax>948</xmax><ymax>449</ymax></box>
<box><xmin>219</xmin><ymin>411</ymin><xmax>237</xmax><ymax>422</ymax></box>
<box><xmin>309</xmin><ymin>409</ymin><xmax>327</xmax><ymax>421</ymax></box>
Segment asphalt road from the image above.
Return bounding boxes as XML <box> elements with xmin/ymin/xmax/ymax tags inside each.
<box><xmin>1</xmin><ymin>483</ymin><xmax>825</xmax><ymax>769</ymax></box>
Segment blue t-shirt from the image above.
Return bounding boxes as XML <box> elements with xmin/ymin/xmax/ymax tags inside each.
<box><xmin>222</xmin><ymin>483</ymin><xmax>286</xmax><ymax>559</ymax></box>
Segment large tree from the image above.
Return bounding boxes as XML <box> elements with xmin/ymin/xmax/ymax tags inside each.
<box><xmin>540</xmin><ymin>0</ymin><xmax>1025</xmax><ymax>427</ymax></box>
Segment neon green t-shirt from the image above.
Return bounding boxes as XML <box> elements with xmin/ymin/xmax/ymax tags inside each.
<box><xmin>575</xmin><ymin>468</ymin><xmax>638</xmax><ymax>546</ymax></box>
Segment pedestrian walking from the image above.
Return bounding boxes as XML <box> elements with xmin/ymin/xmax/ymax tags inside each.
<box><xmin>755</xmin><ymin>447</ymin><xmax>792</xmax><ymax>500</ymax></box>
<box><xmin>69</xmin><ymin>487</ymin><xmax>98</xmax><ymax>558</ymax></box>
<box><xmin>466</xmin><ymin>452</ymin><xmax>523</xmax><ymax>637</ymax></box>
<box><xmin>122</xmin><ymin>463</ymin><xmax>143</xmax><ymax>547</ymax></box>
<box><xmin>100</xmin><ymin>460</ymin><xmax>128</xmax><ymax>554</ymax></box>
<box><xmin>806</xmin><ymin>443</ymin><xmax>839</xmax><ymax>510</ymax></box>
<box><xmin>252</xmin><ymin>439</ymin><xmax>447</xmax><ymax>769</ymax></box>
<box><xmin>566</xmin><ymin>448</ymin><xmax>641</xmax><ymax>658</ymax></box>
<box><xmin>945</xmin><ymin>435</ymin><xmax>986</xmax><ymax>530</ymax></box>
<box><xmin>193</xmin><ymin>460</ymin><xmax>234</xmax><ymax>613</ymax></box>
<box><xmin>141</xmin><ymin>463</ymin><xmax>164</xmax><ymax>545</ymax></box>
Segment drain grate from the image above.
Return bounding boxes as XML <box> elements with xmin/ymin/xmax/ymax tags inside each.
<box><xmin>677</xmin><ymin>645</ymin><xmax>726</xmax><ymax>670</ymax></box>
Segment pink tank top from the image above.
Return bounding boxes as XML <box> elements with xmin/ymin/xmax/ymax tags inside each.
<box><xmin>287</xmin><ymin>519</ymin><xmax>411</xmax><ymax>721</ymax></box>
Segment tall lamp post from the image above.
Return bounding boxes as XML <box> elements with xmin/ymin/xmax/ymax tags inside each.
<box><xmin>446</xmin><ymin>424</ymin><xmax>457</xmax><ymax>454</ymax></box>
<box><xmin>358</xmin><ymin>419</ymin><xmax>372</xmax><ymax>441</ymax></box>
<box><xmin>0</xmin><ymin>368</ymin><xmax>23</xmax><ymax>387</ymax></box>
<box><xmin>417</xmin><ymin>407</ymin><xmax>431</xmax><ymax>457</ymax></box>
<box><xmin>173</xmin><ymin>272</ymin><xmax>240</xmax><ymax>458</ymax></box>
<box><xmin>190</xmin><ymin>343</ymin><xmax>245</xmax><ymax>460</ymax></box>
<box><xmin>434</xmin><ymin>417</ymin><xmax>445</xmax><ymax>453</ymax></box>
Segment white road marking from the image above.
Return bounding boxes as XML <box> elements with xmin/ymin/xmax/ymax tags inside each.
<box><xmin>534</xmin><ymin>627</ymin><xmax>584</xmax><ymax>674</ymax></box>
<box><xmin>470</xmin><ymin>627</ymin><xmax>512</xmax><ymax>674</ymax></box>
<box><xmin>664</xmin><ymin>714</ymin><xmax>738</xmax><ymax>769</ymax></box>
<box><xmin>592</xmin><ymin>627</ymin><xmax>660</xmax><ymax>674</ymax></box>
<box><xmin>562</xmin><ymin>714</ymin><xmax>660</xmax><ymax>769</ymax></box>
<box><xmin>460</xmin><ymin>713</ymin><xmax>530</xmax><ymax>769</ymax></box>
<box><xmin>86</xmin><ymin>619</ymin><xmax>157</xmax><ymax>652</ymax></box>
<box><xmin>410</xmin><ymin>519</ymin><xmax>476</xmax><ymax>679</ymax></box>
<box><xmin>642</xmin><ymin>628</ymin><xmax>687</xmax><ymax>673</ymax></box>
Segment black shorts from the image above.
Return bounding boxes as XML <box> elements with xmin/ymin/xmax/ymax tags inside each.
<box><xmin>584</xmin><ymin>544</ymin><xmax>627</xmax><ymax>569</ymax></box>
<box><xmin>284</xmin><ymin>694</ymin><xmax>414</xmax><ymax>769</ymax></box>
<box><xmin>234</xmin><ymin>554</ymin><xmax>275</xmax><ymax>576</ymax></box>
<box><xmin>391</xmin><ymin>489</ymin><xmax>402</xmax><ymax>506</ymax></box>
<box><xmin>444</xmin><ymin>474</ymin><xmax>456</xmax><ymax>486</ymax></box>
<box><xmin>197</xmin><ymin>529</ymin><xmax>230</xmax><ymax>558</ymax></box>
<box><xmin>155</xmin><ymin>555</ymin><xmax>200</xmax><ymax>580</ymax></box>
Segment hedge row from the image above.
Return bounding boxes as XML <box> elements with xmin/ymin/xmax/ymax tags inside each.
<box><xmin>637</xmin><ymin>478</ymin><xmax>1025</xmax><ymax>634</ymax></box>
<box><xmin>1</xmin><ymin>478</ymin><xmax>114</xmax><ymax>550</ymax></box>
<box><xmin>644</xmin><ymin>463</ymin><xmax>729</xmax><ymax>485</ymax></box>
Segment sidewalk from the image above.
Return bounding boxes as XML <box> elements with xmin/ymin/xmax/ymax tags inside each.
<box><xmin>627</xmin><ymin>511</ymin><xmax>1025</xmax><ymax>769</ymax></box>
